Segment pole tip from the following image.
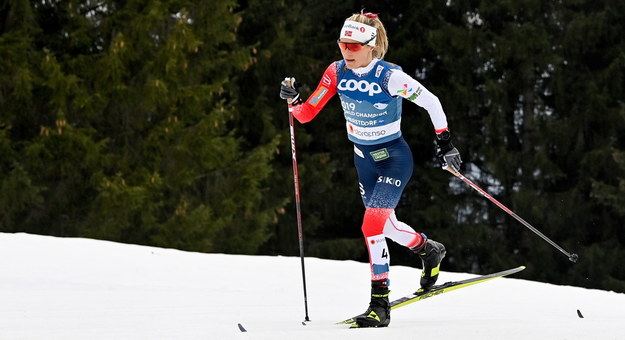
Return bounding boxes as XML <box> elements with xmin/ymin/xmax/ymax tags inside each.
<box><xmin>569</xmin><ymin>253</ymin><xmax>579</xmax><ymax>263</ymax></box>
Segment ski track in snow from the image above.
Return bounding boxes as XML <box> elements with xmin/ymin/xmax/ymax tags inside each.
<box><xmin>1</xmin><ymin>232</ymin><xmax>624</xmax><ymax>340</ymax></box>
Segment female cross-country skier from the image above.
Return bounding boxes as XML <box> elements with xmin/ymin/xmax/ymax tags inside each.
<box><xmin>279</xmin><ymin>11</ymin><xmax>462</xmax><ymax>328</ymax></box>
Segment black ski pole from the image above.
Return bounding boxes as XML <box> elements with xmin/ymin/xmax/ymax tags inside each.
<box><xmin>287</xmin><ymin>88</ymin><xmax>311</xmax><ymax>323</ymax></box>
<box><xmin>444</xmin><ymin>166</ymin><xmax>579</xmax><ymax>263</ymax></box>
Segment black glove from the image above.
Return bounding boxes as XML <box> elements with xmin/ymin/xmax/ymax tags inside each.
<box><xmin>436</xmin><ymin>130</ymin><xmax>462</xmax><ymax>171</ymax></box>
<box><xmin>279</xmin><ymin>77</ymin><xmax>302</xmax><ymax>105</ymax></box>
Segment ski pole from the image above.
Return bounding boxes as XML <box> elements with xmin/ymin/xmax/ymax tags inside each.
<box><xmin>444</xmin><ymin>166</ymin><xmax>579</xmax><ymax>263</ymax></box>
<box><xmin>287</xmin><ymin>86</ymin><xmax>311</xmax><ymax>323</ymax></box>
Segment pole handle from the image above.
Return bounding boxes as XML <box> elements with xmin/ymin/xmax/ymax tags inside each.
<box><xmin>285</xmin><ymin>78</ymin><xmax>295</xmax><ymax>104</ymax></box>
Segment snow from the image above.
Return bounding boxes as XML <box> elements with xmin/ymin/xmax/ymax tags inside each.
<box><xmin>1</xmin><ymin>232</ymin><xmax>624</xmax><ymax>340</ymax></box>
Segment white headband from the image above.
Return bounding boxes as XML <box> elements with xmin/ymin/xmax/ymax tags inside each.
<box><xmin>339</xmin><ymin>20</ymin><xmax>377</xmax><ymax>46</ymax></box>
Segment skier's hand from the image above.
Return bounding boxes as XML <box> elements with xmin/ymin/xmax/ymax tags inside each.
<box><xmin>436</xmin><ymin>130</ymin><xmax>462</xmax><ymax>172</ymax></box>
<box><xmin>280</xmin><ymin>77</ymin><xmax>302</xmax><ymax>105</ymax></box>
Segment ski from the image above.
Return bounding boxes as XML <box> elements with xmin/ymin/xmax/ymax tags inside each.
<box><xmin>337</xmin><ymin>265</ymin><xmax>525</xmax><ymax>325</ymax></box>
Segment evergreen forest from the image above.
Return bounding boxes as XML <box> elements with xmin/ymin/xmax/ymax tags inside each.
<box><xmin>1</xmin><ymin>0</ymin><xmax>624</xmax><ymax>293</ymax></box>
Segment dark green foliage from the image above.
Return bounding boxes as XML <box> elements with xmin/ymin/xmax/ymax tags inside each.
<box><xmin>0</xmin><ymin>0</ymin><xmax>282</xmax><ymax>253</ymax></box>
<box><xmin>1</xmin><ymin>0</ymin><xmax>624</xmax><ymax>292</ymax></box>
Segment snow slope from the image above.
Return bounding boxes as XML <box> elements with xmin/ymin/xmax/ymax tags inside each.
<box><xmin>1</xmin><ymin>232</ymin><xmax>624</xmax><ymax>339</ymax></box>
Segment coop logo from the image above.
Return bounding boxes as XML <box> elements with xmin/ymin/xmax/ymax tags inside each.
<box><xmin>338</xmin><ymin>79</ymin><xmax>382</xmax><ymax>96</ymax></box>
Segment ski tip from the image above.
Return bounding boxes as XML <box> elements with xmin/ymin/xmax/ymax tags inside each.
<box><xmin>237</xmin><ymin>323</ymin><xmax>247</xmax><ymax>332</ymax></box>
<box><xmin>508</xmin><ymin>265</ymin><xmax>526</xmax><ymax>275</ymax></box>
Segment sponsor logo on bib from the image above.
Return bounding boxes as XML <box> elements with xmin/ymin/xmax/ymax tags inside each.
<box><xmin>338</xmin><ymin>79</ymin><xmax>382</xmax><ymax>96</ymax></box>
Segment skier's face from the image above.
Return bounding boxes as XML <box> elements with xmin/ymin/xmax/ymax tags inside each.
<box><xmin>337</xmin><ymin>38</ymin><xmax>375</xmax><ymax>69</ymax></box>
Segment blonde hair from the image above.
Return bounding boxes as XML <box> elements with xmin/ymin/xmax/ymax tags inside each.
<box><xmin>345</xmin><ymin>13</ymin><xmax>389</xmax><ymax>60</ymax></box>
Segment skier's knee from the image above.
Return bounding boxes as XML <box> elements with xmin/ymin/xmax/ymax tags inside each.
<box><xmin>361</xmin><ymin>208</ymin><xmax>393</xmax><ymax>236</ymax></box>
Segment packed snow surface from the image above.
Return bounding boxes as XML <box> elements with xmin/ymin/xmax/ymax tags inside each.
<box><xmin>1</xmin><ymin>232</ymin><xmax>624</xmax><ymax>339</ymax></box>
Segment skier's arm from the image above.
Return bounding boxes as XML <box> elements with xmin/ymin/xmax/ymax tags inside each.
<box><xmin>387</xmin><ymin>70</ymin><xmax>462</xmax><ymax>170</ymax></box>
<box><xmin>281</xmin><ymin>63</ymin><xmax>338</xmax><ymax>124</ymax></box>
<box><xmin>387</xmin><ymin>70</ymin><xmax>448</xmax><ymax>133</ymax></box>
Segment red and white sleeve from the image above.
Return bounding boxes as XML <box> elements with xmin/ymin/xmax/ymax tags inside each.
<box><xmin>290</xmin><ymin>63</ymin><xmax>338</xmax><ymax>124</ymax></box>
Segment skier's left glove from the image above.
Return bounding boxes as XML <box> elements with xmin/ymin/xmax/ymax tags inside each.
<box><xmin>436</xmin><ymin>130</ymin><xmax>462</xmax><ymax>172</ymax></box>
<box><xmin>279</xmin><ymin>77</ymin><xmax>302</xmax><ymax>105</ymax></box>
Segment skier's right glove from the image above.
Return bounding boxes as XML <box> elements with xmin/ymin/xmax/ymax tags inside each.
<box><xmin>436</xmin><ymin>130</ymin><xmax>462</xmax><ymax>172</ymax></box>
<box><xmin>279</xmin><ymin>77</ymin><xmax>302</xmax><ymax>105</ymax></box>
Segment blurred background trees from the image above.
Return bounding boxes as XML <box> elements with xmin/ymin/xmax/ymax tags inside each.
<box><xmin>1</xmin><ymin>0</ymin><xmax>624</xmax><ymax>292</ymax></box>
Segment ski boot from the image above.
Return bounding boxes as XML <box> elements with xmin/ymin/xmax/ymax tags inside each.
<box><xmin>411</xmin><ymin>234</ymin><xmax>446</xmax><ymax>290</ymax></box>
<box><xmin>354</xmin><ymin>281</ymin><xmax>391</xmax><ymax>328</ymax></box>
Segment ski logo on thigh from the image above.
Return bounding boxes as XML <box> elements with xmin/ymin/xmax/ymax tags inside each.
<box><xmin>377</xmin><ymin>176</ymin><xmax>402</xmax><ymax>187</ymax></box>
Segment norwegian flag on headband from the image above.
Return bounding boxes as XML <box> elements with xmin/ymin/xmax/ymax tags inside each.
<box><xmin>340</xmin><ymin>20</ymin><xmax>377</xmax><ymax>45</ymax></box>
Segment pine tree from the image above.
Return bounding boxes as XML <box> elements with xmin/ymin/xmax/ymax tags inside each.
<box><xmin>0</xmin><ymin>0</ymin><xmax>285</xmax><ymax>254</ymax></box>
<box><xmin>550</xmin><ymin>0</ymin><xmax>625</xmax><ymax>291</ymax></box>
